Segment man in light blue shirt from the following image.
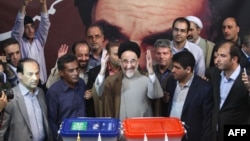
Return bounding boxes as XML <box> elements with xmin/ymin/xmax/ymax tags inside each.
<box><xmin>219</xmin><ymin>65</ymin><xmax>240</xmax><ymax>108</ymax></box>
<box><xmin>209</xmin><ymin>41</ymin><xmax>250</xmax><ymax>141</ymax></box>
<box><xmin>11</xmin><ymin>0</ymin><xmax>50</xmax><ymax>85</ymax></box>
<box><xmin>170</xmin><ymin>17</ymin><xmax>205</xmax><ymax>77</ymax></box>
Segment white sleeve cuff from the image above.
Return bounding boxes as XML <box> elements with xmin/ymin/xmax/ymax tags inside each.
<box><xmin>18</xmin><ymin>11</ymin><xmax>25</xmax><ymax>19</ymax></box>
<box><xmin>41</xmin><ymin>12</ymin><xmax>49</xmax><ymax>18</ymax></box>
<box><xmin>96</xmin><ymin>74</ymin><xmax>105</xmax><ymax>86</ymax></box>
<box><xmin>94</xmin><ymin>74</ymin><xmax>105</xmax><ymax>97</ymax></box>
<box><xmin>149</xmin><ymin>73</ymin><xmax>156</xmax><ymax>83</ymax></box>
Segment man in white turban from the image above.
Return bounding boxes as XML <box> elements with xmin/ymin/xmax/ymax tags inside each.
<box><xmin>186</xmin><ymin>16</ymin><xmax>215</xmax><ymax>68</ymax></box>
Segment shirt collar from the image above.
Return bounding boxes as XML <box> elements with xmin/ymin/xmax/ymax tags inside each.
<box><xmin>220</xmin><ymin>65</ymin><xmax>241</xmax><ymax>81</ymax></box>
<box><xmin>171</xmin><ymin>40</ymin><xmax>191</xmax><ymax>52</ymax></box>
<box><xmin>241</xmin><ymin>48</ymin><xmax>250</xmax><ymax>58</ymax></box>
<box><xmin>89</xmin><ymin>49</ymin><xmax>103</xmax><ymax>60</ymax></box>
<box><xmin>59</xmin><ymin>78</ymin><xmax>83</xmax><ymax>91</ymax></box>
<box><xmin>85</xmin><ymin>65</ymin><xmax>91</xmax><ymax>73</ymax></box>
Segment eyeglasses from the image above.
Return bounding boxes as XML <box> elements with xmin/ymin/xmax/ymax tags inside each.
<box><xmin>121</xmin><ymin>59</ymin><xmax>138</xmax><ymax>65</ymax></box>
<box><xmin>87</xmin><ymin>34</ymin><xmax>102</xmax><ymax>40</ymax></box>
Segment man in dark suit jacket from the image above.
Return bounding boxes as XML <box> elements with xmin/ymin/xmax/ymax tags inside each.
<box><xmin>165</xmin><ymin>51</ymin><xmax>213</xmax><ymax>141</ymax></box>
<box><xmin>0</xmin><ymin>58</ymin><xmax>53</xmax><ymax>141</ymax></box>
<box><xmin>239</xmin><ymin>49</ymin><xmax>250</xmax><ymax>71</ymax></box>
<box><xmin>239</xmin><ymin>34</ymin><xmax>250</xmax><ymax>72</ymax></box>
<box><xmin>209</xmin><ymin>41</ymin><xmax>250</xmax><ymax>141</ymax></box>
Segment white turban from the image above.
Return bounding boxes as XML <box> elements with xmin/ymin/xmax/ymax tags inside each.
<box><xmin>186</xmin><ymin>16</ymin><xmax>203</xmax><ymax>29</ymax></box>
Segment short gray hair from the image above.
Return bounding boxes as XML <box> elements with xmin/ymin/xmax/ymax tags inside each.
<box><xmin>154</xmin><ymin>39</ymin><xmax>172</xmax><ymax>51</ymax></box>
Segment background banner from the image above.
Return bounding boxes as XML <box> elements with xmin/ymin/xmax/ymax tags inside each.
<box><xmin>1</xmin><ymin>0</ymin><xmax>250</xmax><ymax>72</ymax></box>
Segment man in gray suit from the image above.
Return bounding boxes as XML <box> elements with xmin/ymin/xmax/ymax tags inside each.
<box><xmin>0</xmin><ymin>58</ymin><xmax>53</xmax><ymax>141</ymax></box>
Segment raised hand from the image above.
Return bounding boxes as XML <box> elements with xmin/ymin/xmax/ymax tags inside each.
<box><xmin>20</xmin><ymin>0</ymin><xmax>32</xmax><ymax>13</ymax></box>
<box><xmin>40</xmin><ymin>0</ymin><xmax>47</xmax><ymax>5</ymax></box>
<box><xmin>99</xmin><ymin>49</ymin><xmax>109</xmax><ymax>75</ymax></box>
<box><xmin>0</xmin><ymin>56</ymin><xmax>7</xmax><ymax>63</ymax></box>
<box><xmin>40</xmin><ymin>0</ymin><xmax>48</xmax><ymax>13</ymax></box>
<box><xmin>146</xmin><ymin>50</ymin><xmax>154</xmax><ymax>75</ymax></box>
<box><xmin>23</xmin><ymin>0</ymin><xmax>32</xmax><ymax>6</ymax></box>
<box><xmin>0</xmin><ymin>56</ymin><xmax>15</xmax><ymax>77</ymax></box>
<box><xmin>57</xmin><ymin>44</ymin><xmax>68</xmax><ymax>59</ymax></box>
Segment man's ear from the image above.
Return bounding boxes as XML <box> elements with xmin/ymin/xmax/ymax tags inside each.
<box><xmin>237</xmin><ymin>26</ymin><xmax>240</xmax><ymax>33</ymax></box>
<box><xmin>197</xmin><ymin>28</ymin><xmax>201</xmax><ymax>34</ymax></box>
<box><xmin>59</xmin><ymin>70</ymin><xmax>64</xmax><ymax>77</ymax></box>
<box><xmin>232</xmin><ymin>56</ymin><xmax>239</xmax><ymax>63</ymax></box>
<box><xmin>186</xmin><ymin>66</ymin><xmax>192</xmax><ymax>73</ymax></box>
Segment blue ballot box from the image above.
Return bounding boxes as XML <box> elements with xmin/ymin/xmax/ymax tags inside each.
<box><xmin>59</xmin><ymin>117</ymin><xmax>120</xmax><ymax>141</ymax></box>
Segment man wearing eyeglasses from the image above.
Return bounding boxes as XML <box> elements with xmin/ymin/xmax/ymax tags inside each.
<box><xmin>94</xmin><ymin>41</ymin><xmax>163</xmax><ymax>121</ymax></box>
<box><xmin>85</xmin><ymin>24</ymin><xmax>105</xmax><ymax>70</ymax></box>
<box><xmin>171</xmin><ymin>17</ymin><xmax>205</xmax><ymax>77</ymax></box>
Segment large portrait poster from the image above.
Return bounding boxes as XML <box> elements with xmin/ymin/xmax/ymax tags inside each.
<box><xmin>1</xmin><ymin>0</ymin><xmax>250</xmax><ymax>72</ymax></box>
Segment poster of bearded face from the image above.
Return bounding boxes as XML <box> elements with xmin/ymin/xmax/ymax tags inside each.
<box><xmin>1</xmin><ymin>0</ymin><xmax>250</xmax><ymax>72</ymax></box>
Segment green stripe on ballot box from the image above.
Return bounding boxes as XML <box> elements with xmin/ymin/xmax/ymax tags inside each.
<box><xmin>71</xmin><ymin>122</ymin><xmax>87</xmax><ymax>130</ymax></box>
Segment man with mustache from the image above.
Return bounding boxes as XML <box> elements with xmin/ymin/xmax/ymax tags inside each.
<box><xmin>85</xmin><ymin>24</ymin><xmax>105</xmax><ymax>70</ymax></box>
<box><xmin>46</xmin><ymin>41</ymin><xmax>90</xmax><ymax>88</ymax></box>
<box><xmin>0</xmin><ymin>58</ymin><xmax>53</xmax><ymax>141</ymax></box>
<box><xmin>210</xmin><ymin>17</ymin><xmax>241</xmax><ymax>67</ymax></box>
<box><xmin>222</xmin><ymin>17</ymin><xmax>241</xmax><ymax>46</ymax></box>
<box><xmin>46</xmin><ymin>53</ymin><xmax>86</xmax><ymax>141</ymax></box>
<box><xmin>186</xmin><ymin>16</ymin><xmax>215</xmax><ymax>69</ymax></box>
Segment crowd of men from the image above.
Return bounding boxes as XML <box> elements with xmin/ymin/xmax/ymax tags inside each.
<box><xmin>0</xmin><ymin>0</ymin><xmax>250</xmax><ymax>141</ymax></box>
